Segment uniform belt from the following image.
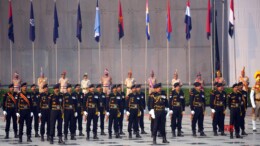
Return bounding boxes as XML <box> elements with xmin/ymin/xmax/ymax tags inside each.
<box><xmin>103</xmin><ymin>86</ymin><xmax>109</xmax><ymax>87</ymax></box>
<box><xmin>130</xmin><ymin>104</ymin><xmax>138</xmax><ymax>109</ymax></box>
<box><xmin>41</xmin><ymin>105</ymin><xmax>49</xmax><ymax>109</ymax></box>
<box><xmin>215</xmin><ymin>102</ymin><xmax>223</xmax><ymax>106</ymax></box>
<box><xmin>6</xmin><ymin>104</ymin><xmax>15</xmax><ymax>108</ymax></box>
<box><xmin>20</xmin><ymin>105</ymin><xmax>29</xmax><ymax>110</ymax></box>
<box><xmin>255</xmin><ymin>99</ymin><xmax>260</xmax><ymax>102</ymax></box>
<box><xmin>127</xmin><ymin>87</ymin><xmax>131</xmax><ymax>89</ymax></box>
<box><xmin>193</xmin><ymin>102</ymin><xmax>203</xmax><ymax>107</ymax></box>
<box><xmin>172</xmin><ymin>102</ymin><xmax>181</xmax><ymax>107</ymax></box>
<box><xmin>52</xmin><ymin>105</ymin><xmax>61</xmax><ymax>110</ymax></box>
<box><xmin>64</xmin><ymin>105</ymin><xmax>74</xmax><ymax>109</ymax></box>
<box><xmin>231</xmin><ymin>103</ymin><xmax>239</xmax><ymax>108</ymax></box>
<box><xmin>110</xmin><ymin>104</ymin><xmax>118</xmax><ymax>109</ymax></box>
<box><xmin>88</xmin><ymin>104</ymin><xmax>96</xmax><ymax>108</ymax></box>
<box><xmin>61</xmin><ymin>86</ymin><xmax>67</xmax><ymax>89</ymax></box>
<box><xmin>82</xmin><ymin>88</ymin><xmax>87</xmax><ymax>90</ymax></box>
<box><xmin>33</xmin><ymin>102</ymin><xmax>37</xmax><ymax>106</ymax></box>
<box><xmin>154</xmin><ymin>105</ymin><xmax>165</xmax><ymax>111</ymax></box>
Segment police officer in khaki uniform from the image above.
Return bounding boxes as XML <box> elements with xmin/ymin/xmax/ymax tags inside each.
<box><xmin>2</xmin><ymin>84</ymin><xmax>18</xmax><ymax>139</ymax></box>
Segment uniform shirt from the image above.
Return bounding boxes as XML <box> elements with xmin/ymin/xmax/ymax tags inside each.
<box><xmin>81</xmin><ymin>79</ymin><xmax>91</xmax><ymax>94</ymax></box>
<box><xmin>169</xmin><ymin>89</ymin><xmax>185</xmax><ymax>111</ymax></box>
<box><xmin>16</xmin><ymin>91</ymin><xmax>33</xmax><ymax>113</ymax></box>
<box><xmin>150</xmin><ymin>91</ymin><xmax>168</xmax><ymax>112</ymax></box>
<box><xmin>106</xmin><ymin>92</ymin><xmax>120</xmax><ymax>112</ymax></box>
<box><xmin>171</xmin><ymin>79</ymin><xmax>182</xmax><ymax>90</ymax></box>
<box><xmin>2</xmin><ymin>91</ymin><xmax>17</xmax><ymax>111</ymax></box>
<box><xmin>126</xmin><ymin>92</ymin><xmax>142</xmax><ymax>112</ymax></box>
<box><xmin>63</xmin><ymin>92</ymin><xmax>77</xmax><ymax>111</ymax></box>
<box><xmin>227</xmin><ymin>92</ymin><xmax>242</xmax><ymax>109</ymax></box>
<box><xmin>238</xmin><ymin>76</ymin><xmax>249</xmax><ymax>91</ymax></box>
<box><xmin>37</xmin><ymin>77</ymin><xmax>48</xmax><ymax>93</ymax></box>
<box><xmin>39</xmin><ymin>92</ymin><xmax>50</xmax><ymax>112</ymax></box>
<box><xmin>137</xmin><ymin>91</ymin><xmax>146</xmax><ymax>110</ymax></box>
<box><xmin>239</xmin><ymin>90</ymin><xmax>248</xmax><ymax>111</ymax></box>
<box><xmin>210</xmin><ymin>90</ymin><xmax>227</xmax><ymax>110</ymax></box>
<box><xmin>95</xmin><ymin>91</ymin><xmax>106</xmax><ymax>113</ymax></box>
<box><xmin>12</xmin><ymin>78</ymin><xmax>21</xmax><ymax>92</ymax></box>
<box><xmin>31</xmin><ymin>91</ymin><xmax>40</xmax><ymax>107</ymax></box>
<box><xmin>147</xmin><ymin>92</ymin><xmax>154</xmax><ymax>111</ymax></box>
<box><xmin>72</xmin><ymin>91</ymin><xmax>84</xmax><ymax>112</ymax></box>
<box><xmin>125</xmin><ymin>78</ymin><xmax>136</xmax><ymax>88</ymax></box>
<box><xmin>49</xmin><ymin>93</ymin><xmax>63</xmax><ymax>111</ymax></box>
<box><xmin>189</xmin><ymin>88</ymin><xmax>206</xmax><ymax>111</ymax></box>
<box><xmin>148</xmin><ymin>77</ymin><xmax>157</xmax><ymax>88</ymax></box>
<box><xmin>101</xmin><ymin>76</ymin><xmax>112</xmax><ymax>87</ymax></box>
<box><xmin>59</xmin><ymin>78</ymin><xmax>69</xmax><ymax>89</ymax></box>
<box><xmin>117</xmin><ymin>91</ymin><xmax>125</xmax><ymax>111</ymax></box>
<box><xmin>83</xmin><ymin>92</ymin><xmax>99</xmax><ymax>113</ymax></box>
<box><xmin>214</xmin><ymin>77</ymin><xmax>226</xmax><ymax>85</ymax></box>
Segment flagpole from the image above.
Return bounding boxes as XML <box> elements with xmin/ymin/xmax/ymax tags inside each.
<box><xmin>145</xmin><ymin>37</ymin><xmax>147</xmax><ymax>100</ymax></box>
<box><xmin>221</xmin><ymin>0</ymin><xmax>224</xmax><ymax>78</ymax></box>
<box><xmin>233</xmin><ymin>21</ymin><xmax>237</xmax><ymax>82</ymax></box>
<box><xmin>188</xmin><ymin>40</ymin><xmax>191</xmax><ymax>90</ymax></box>
<box><xmin>213</xmin><ymin>0</ymin><xmax>216</xmax><ymax>80</ymax></box>
<box><xmin>167</xmin><ymin>40</ymin><xmax>169</xmax><ymax>97</ymax></box>
<box><xmin>99</xmin><ymin>42</ymin><xmax>101</xmax><ymax>80</ymax></box>
<box><xmin>120</xmin><ymin>39</ymin><xmax>123</xmax><ymax>91</ymax></box>
<box><xmin>210</xmin><ymin>0</ymin><xmax>214</xmax><ymax>89</ymax></box>
<box><xmin>32</xmin><ymin>42</ymin><xmax>35</xmax><ymax>83</ymax></box>
<box><xmin>78</xmin><ymin>40</ymin><xmax>80</xmax><ymax>83</ymax></box>
<box><xmin>55</xmin><ymin>44</ymin><xmax>58</xmax><ymax>83</ymax></box>
<box><xmin>10</xmin><ymin>41</ymin><xmax>13</xmax><ymax>82</ymax></box>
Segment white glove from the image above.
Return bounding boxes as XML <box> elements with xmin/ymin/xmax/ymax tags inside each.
<box><xmin>97</xmin><ymin>112</ymin><xmax>100</xmax><ymax>117</ymax></box>
<box><xmin>191</xmin><ymin>111</ymin><xmax>195</xmax><ymax>115</ymax></box>
<box><xmin>106</xmin><ymin>112</ymin><xmax>110</xmax><ymax>116</ymax></box>
<box><xmin>126</xmin><ymin>111</ymin><xmax>130</xmax><ymax>116</ymax></box>
<box><xmin>84</xmin><ymin>111</ymin><xmax>88</xmax><ymax>116</ymax></box>
<box><xmin>16</xmin><ymin>113</ymin><xmax>20</xmax><ymax>117</ymax></box>
<box><xmin>149</xmin><ymin>109</ymin><xmax>155</xmax><ymax>119</ymax></box>
<box><xmin>182</xmin><ymin>111</ymin><xmax>185</xmax><ymax>115</ymax></box>
<box><xmin>211</xmin><ymin>109</ymin><xmax>216</xmax><ymax>113</ymax></box>
<box><xmin>3</xmin><ymin>111</ymin><xmax>7</xmax><ymax>116</ymax></box>
<box><xmin>74</xmin><ymin>112</ymin><xmax>78</xmax><ymax>117</ymax></box>
<box><xmin>31</xmin><ymin>112</ymin><xmax>33</xmax><ymax>117</ymax></box>
<box><xmin>169</xmin><ymin>110</ymin><xmax>173</xmax><ymax>115</ymax></box>
<box><xmin>38</xmin><ymin>113</ymin><xmax>42</xmax><ymax>117</ymax></box>
<box><xmin>165</xmin><ymin>108</ymin><xmax>169</xmax><ymax>112</ymax></box>
<box><xmin>144</xmin><ymin>109</ymin><xmax>146</xmax><ymax>113</ymax></box>
<box><xmin>124</xmin><ymin>110</ymin><xmax>126</xmax><ymax>114</ymax></box>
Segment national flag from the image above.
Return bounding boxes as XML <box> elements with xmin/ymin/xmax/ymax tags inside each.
<box><xmin>118</xmin><ymin>0</ymin><xmax>124</xmax><ymax>40</ymax></box>
<box><xmin>94</xmin><ymin>0</ymin><xmax>101</xmax><ymax>42</ymax></box>
<box><xmin>166</xmin><ymin>0</ymin><xmax>172</xmax><ymax>41</ymax></box>
<box><xmin>76</xmin><ymin>2</ymin><xmax>82</xmax><ymax>42</ymax></box>
<box><xmin>184</xmin><ymin>0</ymin><xmax>192</xmax><ymax>40</ymax></box>
<box><xmin>146</xmin><ymin>0</ymin><xmax>150</xmax><ymax>40</ymax></box>
<box><xmin>53</xmin><ymin>2</ymin><xmax>59</xmax><ymax>44</ymax></box>
<box><xmin>29</xmin><ymin>0</ymin><xmax>35</xmax><ymax>42</ymax></box>
<box><xmin>206</xmin><ymin>0</ymin><xmax>211</xmax><ymax>40</ymax></box>
<box><xmin>229</xmin><ymin>0</ymin><xmax>235</xmax><ymax>38</ymax></box>
<box><xmin>8</xmin><ymin>0</ymin><xmax>14</xmax><ymax>43</ymax></box>
<box><xmin>215</xmin><ymin>11</ymin><xmax>220</xmax><ymax>71</ymax></box>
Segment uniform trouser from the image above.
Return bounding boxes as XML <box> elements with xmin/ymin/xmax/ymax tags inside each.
<box><xmin>128</xmin><ymin>111</ymin><xmax>138</xmax><ymax>133</ymax></box>
<box><xmin>118</xmin><ymin>110</ymin><xmax>124</xmax><ymax>131</ymax></box>
<box><xmin>40</xmin><ymin>109</ymin><xmax>50</xmax><ymax>136</ymax></box>
<box><xmin>139</xmin><ymin>110</ymin><xmax>145</xmax><ymax>130</ymax></box>
<box><xmin>19</xmin><ymin>109</ymin><xmax>32</xmax><ymax>137</ymax></box>
<box><xmin>5</xmin><ymin>108</ymin><xmax>17</xmax><ymax>133</ymax></box>
<box><xmin>108</xmin><ymin>111</ymin><xmax>119</xmax><ymax>134</ymax></box>
<box><xmin>152</xmin><ymin>111</ymin><xmax>166</xmax><ymax>137</ymax></box>
<box><xmin>126</xmin><ymin>89</ymin><xmax>132</xmax><ymax>97</ymax></box>
<box><xmin>50</xmin><ymin>110</ymin><xmax>63</xmax><ymax>137</ymax></box>
<box><xmin>86</xmin><ymin>112</ymin><xmax>98</xmax><ymax>133</ymax></box>
<box><xmin>212</xmin><ymin>109</ymin><xmax>225</xmax><ymax>132</ymax></box>
<box><xmin>64</xmin><ymin>110</ymin><xmax>76</xmax><ymax>135</ymax></box>
<box><xmin>171</xmin><ymin>108</ymin><xmax>183</xmax><ymax>132</ymax></box>
<box><xmin>150</xmin><ymin>119</ymin><xmax>154</xmax><ymax>133</ymax></box>
<box><xmin>230</xmin><ymin>108</ymin><xmax>240</xmax><ymax>134</ymax></box>
<box><xmin>32</xmin><ymin>107</ymin><xmax>39</xmax><ymax>133</ymax></box>
<box><xmin>76</xmin><ymin>109</ymin><xmax>83</xmax><ymax>131</ymax></box>
<box><xmin>99</xmin><ymin>110</ymin><xmax>105</xmax><ymax>131</ymax></box>
<box><xmin>192</xmin><ymin>108</ymin><xmax>204</xmax><ymax>132</ymax></box>
<box><xmin>240</xmin><ymin>110</ymin><xmax>246</xmax><ymax>131</ymax></box>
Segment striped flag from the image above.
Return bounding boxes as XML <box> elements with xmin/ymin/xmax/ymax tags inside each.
<box><xmin>229</xmin><ymin>0</ymin><xmax>235</xmax><ymax>38</ymax></box>
<box><xmin>206</xmin><ymin>0</ymin><xmax>211</xmax><ymax>40</ymax></box>
<box><xmin>166</xmin><ymin>0</ymin><xmax>172</xmax><ymax>41</ymax></box>
<box><xmin>146</xmin><ymin>0</ymin><xmax>150</xmax><ymax>40</ymax></box>
<box><xmin>94</xmin><ymin>0</ymin><xmax>101</xmax><ymax>42</ymax></box>
<box><xmin>8</xmin><ymin>0</ymin><xmax>14</xmax><ymax>43</ymax></box>
<box><xmin>76</xmin><ymin>1</ymin><xmax>82</xmax><ymax>42</ymax></box>
<box><xmin>53</xmin><ymin>2</ymin><xmax>59</xmax><ymax>44</ymax></box>
<box><xmin>118</xmin><ymin>0</ymin><xmax>124</xmax><ymax>40</ymax></box>
<box><xmin>29</xmin><ymin>0</ymin><xmax>35</xmax><ymax>42</ymax></box>
<box><xmin>184</xmin><ymin>0</ymin><xmax>192</xmax><ymax>40</ymax></box>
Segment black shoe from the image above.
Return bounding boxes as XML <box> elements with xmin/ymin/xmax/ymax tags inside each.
<box><xmin>236</xmin><ymin>135</ymin><xmax>243</xmax><ymax>139</ymax></box>
<box><xmin>109</xmin><ymin>134</ymin><xmax>112</xmax><ymax>139</ymax></box>
<box><xmin>192</xmin><ymin>131</ymin><xmax>197</xmax><ymax>137</ymax></box>
<box><xmin>41</xmin><ymin>135</ymin><xmax>45</xmax><ymax>141</ymax></box>
<box><xmin>86</xmin><ymin>133</ymin><xmax>90</xmax><ymax>140</ymax></box>
<box><xmin>133</xmin><ymin>131</ymin><xmax>137</xmax><ymax>135</ymax></box>
<box><xmin>157</xmin><ymin>132</ymin><xmax>162</xmax><ymax>137</ymax></box>
<box><xmin>115</xmin><ymin>133</ymin><xmax>121</xmax><ymax>138</ymax></box>
<box><xmin>230</xmin><ymin>132</ymin><xmax>234</xmax><ymax>139</ymax></box>
<box><xmin>35</xmin><ymin>133</ymin><xmax>40</xmax><ymax>137</ymax></box>
<box><xmin>58</xmin><ymin>137</ymin><xmax>65</xmax><ymax>144</ymax></box>
<box><xmin>129</xmin><ymin>132</ymin><xmax>132</xmax><ymax>139</ymax></box>
<box><xmin>71</xmin><ymin>135</ymin><xmax>77</xmax><ymax>140</ymax></box>
<box><xmin>177</xmin><ymin>131</ymin><xmax>184</xmax><ymax>137</ymax></box>
<box><xmin>79</xmin><ymin>131</ymin><xmax>85</xmax><ymax>136</ymax></box>
<box><xmin>172</xmin><ymin>131</ymin><xmax>176</xmax><ymax>137</ymax></box>
<box><xmin>64</xmin><ymin>134</ymin><xmax>68</xmax><ymax>140</ymax></box>
<box><xmin>162</xmin><ymin>137</ymin><xmax>170</xmax><ymax>143</ymax></box>
<box><xmin>47</xmin><ymin>135</ymin><xmax>50</xmax><ymax>141</ymax></box>
<box><xmin>253</xmin><ymin>129</ymin><xmax>257</xmax><ymax>132</ymax></box>
<box><xmin>153</xmin><ymin>136</ymin><xmax>157</xmax><ymax>144</ymax></box>
<box><xmin>241</xmin><ymin>131</ymin><xmax>248</xmax><ymax>135</ymax></box>
<box><xmin>27</xmin><ymin>136</ymin><xmax>32</xmax><ymax>142</ymax></box>
<box><xmin>50</xmin><ymin>137</ymin><xmax>54</xmax><ymax>144</ymax></box>
<box><xmin>120</xmin><ymin>130</ymin><xmax>125</xmax><ymax>135</ymax></box>
<box><xmin>220</xmin><ymin>132</ymin><xmax>227</xmax><ymax>136</ymax></box>
<box><xmin>214</xmin><ymin>131</ymin><xmax>218</xmax><ymax>136</ymax></box>
<box><xmin>101</xmin><ymin>130</ymin><xmax>106</xmax><ymax>135</ymax></box>
<box><xmin>14</xmin><ymin>132</ymin><xmax>18</xmax><ymax>138</ymax></box>
<box><xmin>4</xmin><ymin>132</ymin><xmax>9</xmax><ymax>139</ymax></box>
<box><xmin>141</xmin><ymin>129</ymin><xmax>147</xmax><ymax>134</ymax></box>
<box><xmin>19</xmin><ymin>137</ymin><xmax>22</xmax><ymax>143</ymax></box>
<box><xmin>200</xmin><ymin>132</ymin><xmax>206</xmax><ymax>136</ymax></box>
<box><xmin>136</xmin><ymin>133</ymin><xmax>142</xmax><ymax>138</ymax></box>
<box><xmin>93</xmin><ymin>133</ymin><xmax>99</xmax><ymax>139</ymax></box>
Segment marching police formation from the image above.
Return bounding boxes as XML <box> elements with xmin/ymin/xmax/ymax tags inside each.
<box><xmin>2</xmin><ymin>68</ymin><xmax>260</xmax><ymax>144</ymax></box>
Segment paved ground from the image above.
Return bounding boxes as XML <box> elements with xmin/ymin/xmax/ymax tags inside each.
<box><xmin>0</xmin><ymin>108</ymin><xmax>259</xmax><ymax>146</ymax></box>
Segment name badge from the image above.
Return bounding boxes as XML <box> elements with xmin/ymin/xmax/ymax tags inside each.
<box><xmin>94</xmin><ymin>96</ymin><xmax>98</xmax><ymax>99</ymax></box>
<box><xmin>27</xmin><ymin>95</ymin><xmax>30</xmax><ymax>99</ymax></box>
<box><xmin>161</xmin><ymin>95</ymin><xmax>166</xmax><ymax>99</ymax></box>
<box><xmin>180</xmin><ymin>96</ymin><xmax>184</xmax><ymax>99</ymax></box>
<box><xmin>116</xmin><ymin>96</ymin><xmax>121</xmax><ymax>99</ymax></box>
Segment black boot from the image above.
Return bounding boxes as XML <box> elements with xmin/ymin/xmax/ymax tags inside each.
<box><xmin>162</xmin><ymin>136</ymin><xmax>170</xmax><ymax>143</ymax></box>
<box><xmin>172</xmin><ymin>131</ymin><xmax>176</xmax><ymax>137</ymax></box>
<box><xmin>79</xmin><ymin>131</ymin><xmax>85</xmax><ymax>136</ymax></box>
<box><xmin>136</xmin><ymin>132</ymin><xmax>142</xmax><ymax>138</ymax></box>
<box><xmin>220</xmin><ymin>132</ymin><xmax>226</xmax><ymax>136</ymax></box>
<box><xmin>71</xmin><ymin>134</ymin><xmax>77</xmax><ymax>140</ymax></box>
<box><xmin>19</xmin><ymin>136</ymin><xmax>22</xmax><ymax>143</ymax></box>
<box><xmin>14</xmin><ymin>132</ymin><xmax>18</xmax><ymax>138</ymax></box>
<box><xmin>192</xmin><ymin>131</ymin><xmax>197</xmax><ymax>137</ymax></box>
<box><xmin>141</xmin><ymin>129</ymin><xmax>147</xmax><ymax>134</ymax></box>
<box><xmin>214</xmin><ymin>131</ymin><xmax>218</xmax><ymax>136</ymax></box>
<box><xmin>200</xmin><ymin>131</ymin><xmax>206</xmax><ymax>136</ymax></box>
<box><xmin>115</xmin><ymin>132</ymin><xmax>121</xmax><ymax>138</ymax></box>
<box><xmin>47</xmin><ymin>135</ymin><xmax>50</xmax><ymax>141</ymax></box>
<box><xmin>4</xmin><ymin>132</ymin><xmax>9</xmax><ymax>139</ymax></box>
<box><xmin>93</xmin><ymin>133</ymin><xmax>99</xmax><ymax>139</ymax></box>
<box><xmin>64</xmin><ymin>134</ymin><xmax>68</xmax><ymax>140</ymax></box>
<box><xmin>120</xmin><ymin>130</ymin><xmax>125</xmax><ymax>135</ymax></box>
<box><xmin>41</xmin><ymin>135</ymin><xmax>44</xmax><ymax>141</ymax></box>
<box><xmin>27</xmin><ymin>136</ymin><xmax>32</xmax><ymax>142</ymax></box>
<box><xmin>35</xmin><ymin>132</ymin><xmax>40</xmax><ymax>137</ymax></box>
<box><xmin>101</xmin><ymin>130</ymin><xmax>106</xmax><ymax>135</ymax></box>
<box><xmin>86</xmin><ymin>133</ymin><xmax>90</xmax><ymax>140</ymax></box>
<box><xmin>50</xmin><ymin>137</ymin><xmax>54</xmax><ymax>144</ymax></box>
<box><xmin>109</xmin><ymin>133</ymin><xmax>112</xmax><ymax>139</ymax></box>
<box><xmin>236</xmin><ymin>134</ymin><xmax>243</xmax><ymax>139</ymax></box>
<box><xmin>230</xmin><ymin>132</ymin><xmax>234</xmax><ymax>139</ymax></box>
<box><xmin>129</xmin><ymin>132</ymin><xmax>132</xmax><ymax>138</ymax></box>
<box><xmin>177</xmin><ymin>130</ymin><xmax>184</xmax><ymax>137</ymax></box>
<box><xmin>157</xmin><ymin>132</ymin><xmax>162</xmax><ymax>137</ymax></box>
<box><xmin>241</xmin><ymin>130</ymin><xmax>248</xmax><ymax>136</ymax></box>
<box><xmin>153</xmin><ymin>136</ymin><xmax>157</xmax><ymax>144</ymax></box>
<box><xmin>58</xmin><ymin>136</ymin><xmax>65</xmax><ymax>144</ymax></box>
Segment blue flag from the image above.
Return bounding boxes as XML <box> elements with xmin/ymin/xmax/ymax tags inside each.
<box><xmin>94</xmin><ymin>0</ymin><xmax>101</xmax><ymax>42</ymax></box>
<box><xmin>29</xmin><ymin>1</ymin><xmax>35</xmax><ymax>42</ymax></box>
<box><xmin>53</xmin><ymin>2</ymin><xmax>59</xmax><ymax>44</ymax></box>
<box><xmin>76</xmin><ymin>2</ymin><xmax>82</xmax><ymax>42</ymax></box>
<box><xmin>8</xmin><ymin>0</ymin><xmax>14</xmax><ymax>43</ymax></box>
<box><xmin>146</xmin><ymin>0</ymin><xmax>150</xmax><ymax>40</ymax></box>
<box><xmin>184</xmin><ymin>0</ymin><xmax>192</xmax><ymax>40</ymax></box>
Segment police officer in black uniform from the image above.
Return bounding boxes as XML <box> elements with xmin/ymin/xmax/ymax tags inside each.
<box><xmin>83</xmin><ymin>84</ymin><xmax>100</xmax><ymax>140</ymax></box>
<box><xmin>190</xmin><ymin>82</ymin><xmax>206</xmax><ymax>137</ymax></box>
<box><xmin>126</xmin><ymin>85</ymin><xmax>142</xmax><ymax>138</ymax></box>
<box><xmin>210</xmin><ymin>83</ymin><xmax>227</xmax><ymax>136</ymax></box>
<box><xmin>63</xmin><ymin>84</ymin><xmax>77</xmax><ymax>140</ymax></box>
<box><xmin>228</xmin><ymin>83</ymin><xmax>243</xmax><ymax>139</ymax></box>
<box><xmin>16</xmin><ymin>82</ymin><xmax>33</xmax><ymax>143</ymax></box>
<box><xmin>38</xmin><ymin>84</ymin><xmax>51</xmax><ymax>141</ymax></box>
<box><xmin>49</xmin><ymin>84</ymin><xmax>65</xmax><ymax>144</ymax></box>
<box><xmin>136</xmin><ymin>84</ymin><xmax>147</xmax><ymax>134</ymax></box>
<box><xmin>116</xmin><ymin>84</ymin><xmax>126</xmax><ymax>135</ymax></box>
<box><xmin>106</xmin><ymin>85</ymin><xmax>121</xmax><ymax>139</ymax></box>
<box><xmin>96</xmin><ymin>84</ymin><xmax>107</xmax><ymax>135</ymax></box>
<box><xmin>169</xmin><ymin>82</ymin><xmax>185</xmax><ymax>137</ymax></box>
<box><xmin>30</xmin><ymin>84</ymin><xmax>40</xmax><ymax>137</ymax></box>
<box><xmin>238</xmin><ymin>82</ymin><xmax>248</xmax><ymax>135</ymax></box>
<box><xmin>72</xmin><ymin>84</ymin><xmax>85</xmax><ymax>136</ymax></box>
<box><xmin>2</xmin><ymin>84</ymin><xmax>18</xmax><ymax>139</ymax></box>
<box><xmin>149</xmin><ymin>83</ymin><xmax>169</xmax><ymax>144</ymax></box>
